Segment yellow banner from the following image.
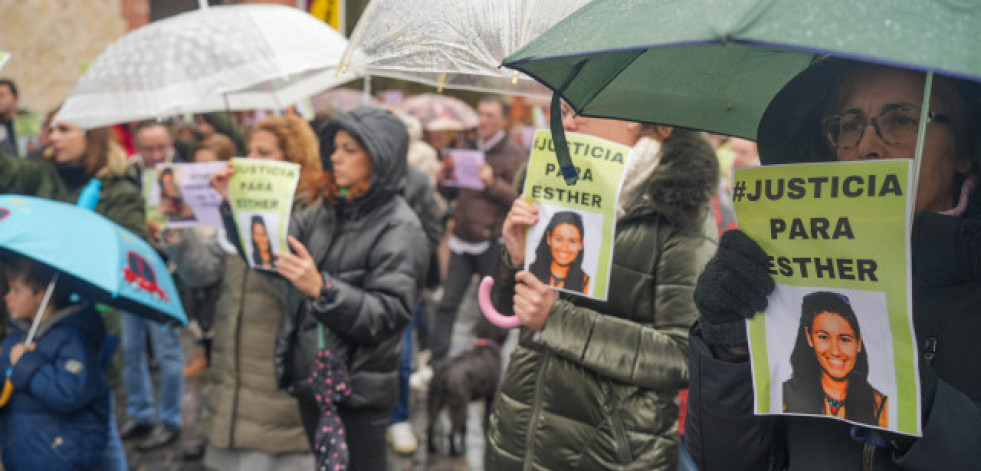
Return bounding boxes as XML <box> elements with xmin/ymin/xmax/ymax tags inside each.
<box><xmin>522</xmin><ymin>130</ymin><xmax>630</xmax><ymax>301</ymax></box>
<box><xmin>309</xmin><ymin>0</ymin><xmax>345</xmax><ymax>34</ymax></box>
<box><xmin>735</xmin><ymin>160</ymin><xmax>920</xmax><ymax>436</ymax></box>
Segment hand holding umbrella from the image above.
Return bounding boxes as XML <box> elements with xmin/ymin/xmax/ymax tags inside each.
<box><xmin>0</xmin><ymin>178</ymin><xmax>101</xmax><ymax>408</ymax></box>
<box><xmin>0</xmin><ymin>189</ymin><xmax>187</xmax><ymax>408</ymax></box>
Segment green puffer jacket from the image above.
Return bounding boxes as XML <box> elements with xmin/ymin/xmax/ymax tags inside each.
<box><xmin>167</xmin><ymin>202</ymin><xmax>315</xmax><ymax>454</ymax></box>
<box><xmin>202</xmin><ymin>253</ymin><xmax>309</xmax><ymax>453</ymax></box>
<box><xmin>486</xmin><ymin>129</ymin><xmax>719</xmax><ymax>471</ymax></box>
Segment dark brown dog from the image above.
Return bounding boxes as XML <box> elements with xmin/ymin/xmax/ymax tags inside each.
<box><xmin>426</xmin><ymin>316</ymin><xmax>509</xmax><ymax>456</ymax></box>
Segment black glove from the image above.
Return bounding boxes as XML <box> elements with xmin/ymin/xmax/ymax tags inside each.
<box><xmin>912</xmin><ymin>212</ymin><xmax>981</xmax><ymax>286</ymax></box>
<box><xmin>694</xmin><ymin>229</ymin><xmax>775</xmax><ymax>346</ymax></box>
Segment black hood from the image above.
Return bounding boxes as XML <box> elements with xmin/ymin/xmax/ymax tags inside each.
<box><xmin>756</xmin><ymin>56</ymin><xmax>854</xmax><ymax>166</ymax></box>
<box><xmin>318</xmin><ymin>106</ymin><xmax>409</xmax><ymax>214</ymax></box>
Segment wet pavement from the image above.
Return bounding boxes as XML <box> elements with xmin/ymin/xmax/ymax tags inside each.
<box><xmin>120</xmin><ymin>279</ymin><xmax>507</xmax><ymax>471</ymax></box>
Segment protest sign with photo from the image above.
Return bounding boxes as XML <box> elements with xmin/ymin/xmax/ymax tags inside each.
<box><xmin>734</xmin><ymin>159</ymin><xmax>919</xmax><ymax>436</ymax></box>
<box><xmin>440</xmin><ymin>148</ymin><xmax>487</xmax><ymax>190</ymax></box>
<box><xmin>227</xmin><ymin>158</ymin><xmax>300</xmax><ymax>271</ymax></box>
<box><xmin>142</xmin><ymin>162</ymin><xmax>226</xmax><ymax>230</ymax></box>
<box><xmin>521</xmin><ymin>129</ymin><xmax>629</xmax><ymax>301</ymax></box>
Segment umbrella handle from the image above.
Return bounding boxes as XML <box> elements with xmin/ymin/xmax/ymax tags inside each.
<box><xmin>0</xmin><ymin>378</ymin><xmax>12</xmax><ymax>408</ymax></box>
<box><xmin>477</xmin><ymin>276</ymin><xmax>523</xmax><ymax>329</ymax></box>
<box><xmin>23</xmin><ymin>272</ymin><xmax>59</xmax><ymax>347</ymax></box>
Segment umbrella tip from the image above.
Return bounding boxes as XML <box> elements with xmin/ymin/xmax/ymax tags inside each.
<box><xmin>561</xmin><ymin>165</ymin><xmax>579</xmax><ymax>185</ymax></box>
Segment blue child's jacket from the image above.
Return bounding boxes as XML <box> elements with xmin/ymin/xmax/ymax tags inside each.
<box><xmin>0</xmin><ymin>303</ymin><xmax>109</xmax><ymax>470</ymax></box>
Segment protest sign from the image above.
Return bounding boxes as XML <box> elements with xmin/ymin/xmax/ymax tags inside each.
<box><xmin>734</xmin><ymin>159</ymin><xmax>919</xmax><ymax>435</ymax></box>
<box><xmin>440</xmin><ymin>149</ymin><xmax>487</xmax><ymax>190</ymax></box>
<box><xmin>142</xmin><ymin>162</ymin><xmax>226</xmax><ymax>230</ymax></box>
<box><xmin>522</xmin><ymin>129</ymin><xmax>629</xmax><ymax>301</ymax></box>
<box><xmin>227</xmin><ymin>158</ymin><xmax>300</xmax><ymax>271</ymax></box>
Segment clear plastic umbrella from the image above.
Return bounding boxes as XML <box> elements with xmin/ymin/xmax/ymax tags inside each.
<box><xmin>399</xmin><ymin>93</ymin><xmax>479</xmax><ymax>131</ymax></box>
<box><xmin>339</xmin><ymin>0</ymin><xmax>591</xmax><ymax>99</ymax></box>
<box><xmin>58</xmin><ymin>4</ymin><xmax>360</xmax><ymax>129</ymax></box>
<box><xmin>311</xmin><ymin>88</ymin><xmax>379</xmax><ymax>114</ymax></box>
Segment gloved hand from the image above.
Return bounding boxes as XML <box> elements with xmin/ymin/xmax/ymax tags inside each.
<box><xmin>693</xmin><ymin>229</ymin><xmax>775</xmax><ymax>346</ymax></box>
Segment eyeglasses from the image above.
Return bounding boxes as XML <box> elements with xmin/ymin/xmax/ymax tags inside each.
<box><xmin>821</xmin><ymin>104</ymin><xmax>950</xmax><ymax>150</ymax></box>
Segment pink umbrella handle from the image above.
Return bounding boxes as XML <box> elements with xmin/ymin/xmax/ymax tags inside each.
<box><xmin>478</xmin><ymin>276</ymin><xmax>523</xmax><ymax>329</ymax></box>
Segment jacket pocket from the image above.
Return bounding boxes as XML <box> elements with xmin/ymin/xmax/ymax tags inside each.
<box><xmin>600</xmin><ymin>380</ymin><xmax>633</xmax><ymax>464</ymax></box>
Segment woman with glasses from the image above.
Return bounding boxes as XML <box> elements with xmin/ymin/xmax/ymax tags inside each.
<box><xmin>687</xmin><ymin>57</ymin><xmax>981</xmax><ymax>470</ymax></box>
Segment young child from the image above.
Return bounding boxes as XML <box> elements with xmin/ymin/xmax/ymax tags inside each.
<box><xmin>0</xmin><ymin>254</ymin><xmax>109</xmax><ymax>470</ymax></box>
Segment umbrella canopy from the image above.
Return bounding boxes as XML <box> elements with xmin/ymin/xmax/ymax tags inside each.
<box><xmin>340</xmin><ymin>0</ymin><xmax>591</xmax><ymax>98</ymax></box>
<box><xmin>0</xmin><ymin>195</ymin><xmax>186</xmax><ymax>326</ymax></box>
<box><xmin>58</xmin><ymin>4</ymin><xmax>358</xmax><ymax>129</ymax></box>
<box><xmin>503</xmin><ymin>0</ymin><xmax>981</xmax><ymax>140</ymax></box>
<box><xmin>399</xmin><ymin>93</ymin><xmax>479</xmax><ymax>131</ymax></box>
<box><xmin>311</xmin><ymin>87</ymin><xmax>379</xmax><ymax>114</ymax></box>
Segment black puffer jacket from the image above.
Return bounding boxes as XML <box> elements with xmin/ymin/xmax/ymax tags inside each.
<box><xmin>274</xmin><ymin>107</ymin><xmax>428</xmax><ymax>410</ymax></box>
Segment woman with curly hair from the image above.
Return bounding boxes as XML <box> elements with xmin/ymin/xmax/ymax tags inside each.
<box><xmin>163</xmin><ymin>114</ymin><xmax>323</xmax><ymax>469</ymax></box>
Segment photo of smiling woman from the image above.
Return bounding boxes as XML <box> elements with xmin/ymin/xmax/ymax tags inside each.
<box><xmin>783</xmin><ymin>291</ymin><xmax>888</xmax><ymax>428</ymax></box>
<box><xmin>249</xmin><ymin>214</ymin><xmax>275</xmax><ymax>269</ymax></box>
<box><xmin>528</xmin><ymin>211</ymin><xmax>591</xmax><ymax>295</ymax></box>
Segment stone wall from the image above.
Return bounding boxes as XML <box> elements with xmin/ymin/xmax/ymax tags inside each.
<box><xmin>0</xmin><ymin>0</ymin><xmax>127</xmax><ymax>115</ymax></box>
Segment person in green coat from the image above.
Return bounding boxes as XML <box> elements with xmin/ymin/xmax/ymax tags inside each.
<box><xmin>486</xmin><ymin>107</ymin><xmax>719</xmax><ymax>471</ymax></box>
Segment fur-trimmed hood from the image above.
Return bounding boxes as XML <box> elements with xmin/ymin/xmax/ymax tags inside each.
<box><xmin>628</xmin><ymin>128</ymin><xmax>719</xmax><ymax>227</ymax></box>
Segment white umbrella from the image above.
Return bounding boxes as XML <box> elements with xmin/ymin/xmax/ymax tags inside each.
<box><xmin>58</xmin><ymin>4</ymin><xmax>360</xmax><ymax>129</ymax></box>
<box><xmin>339</xmin><ymin>0</ymin><xmax>591</xmax><ymax>99</ymax></box>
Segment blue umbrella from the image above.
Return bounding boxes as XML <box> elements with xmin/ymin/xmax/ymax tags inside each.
<box><xmin>0</xmin><ymin>194</ymin><xmax>187</xmax><ymax>327</ymax></box>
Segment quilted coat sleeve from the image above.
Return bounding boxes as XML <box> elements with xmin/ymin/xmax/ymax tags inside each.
<box><xmin>308</xmin><ymin>212</ymin><xmax>428</xmax><ymax>345</ymax></box>
<box><xmin>537</xmin><ymin>227</ymin><xmax>713</xmax><ymax>390</ymax></box>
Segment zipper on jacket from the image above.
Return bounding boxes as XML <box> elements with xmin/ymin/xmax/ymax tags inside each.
<box><xmin>860</xmin><ymin>443</ymin><xmax>875</xmax><ymax>471</ymax></box>
<box><xmin>522</xmin><ymin>351</ymin><xmax>551</xmax><ymax>471</ymax></box>
<box><xmin>923</xmin><ymin>337</ymin><xmax>938</xmax><ymax>366</ymax></box>
<box><xmin>601</xmin><ymin>380</ymin><xmax>633</xmax><ymax>463</ymax></box>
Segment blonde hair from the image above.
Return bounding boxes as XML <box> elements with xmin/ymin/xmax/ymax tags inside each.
<box><xmin>252</xmin><ymin>115</ymin><xmax>324</xmax><ymax>201</ymax></box>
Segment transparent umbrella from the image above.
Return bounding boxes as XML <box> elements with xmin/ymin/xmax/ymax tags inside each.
<box><xmin>339</xmin><ymin>0</ymin><xmax>591</xmax><ymax>99</ymax></box>
<box><xmin>311</xmin><ymin>88</ymin><xmax>379</xmax><ymax>114</ymax></box>
<box><xmin>399</xmin><ymin>93</ymin><xmax>479</xmax><ymax>132</ymax></box>
<box><xmin>58</xmin><ymin>4</ymin><xmax>359</xmax><ymax>129</ymax></box>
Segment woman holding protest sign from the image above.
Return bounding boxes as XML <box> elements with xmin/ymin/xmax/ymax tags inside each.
<box><xmin>484</xmin><ymin>104</ymin><xmax>719</xmax><ymax>471</ymax></box>
<box><xmin>168</xmin><ymin>114</ymin><xmax>322</xmax><ymax>469</ymax></box>
<box><xmin>212</xmin><ymin>106</ymin><xmax>426</xmax><ymax>471</ymax></box>
<box><xmin>688</xmin><ymin>58</ymin><xmax>981</xmax><ymax>470</ymax></box>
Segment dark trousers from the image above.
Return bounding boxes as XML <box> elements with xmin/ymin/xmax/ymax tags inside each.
<box><xmin>430</xmin><ymin>242</ymin><xmax>500</xmax><ymax>362</ymax></box>
<box><xmin>298</xmin><ymin>392</ymin><xmax>391</xmax><ymax>471</ymax></box>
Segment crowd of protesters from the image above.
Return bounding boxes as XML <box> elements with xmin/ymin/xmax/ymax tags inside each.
<box><xmin>1</xmin><ymin>40</ymin><xmax>977</xmax><ymax>471</ymax></box>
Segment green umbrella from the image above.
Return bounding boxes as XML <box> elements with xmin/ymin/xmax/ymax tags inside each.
<box><xmin>502</xmin><ymin>0</ymin><xmax>981</xmax><ymax>184</ymax></box>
